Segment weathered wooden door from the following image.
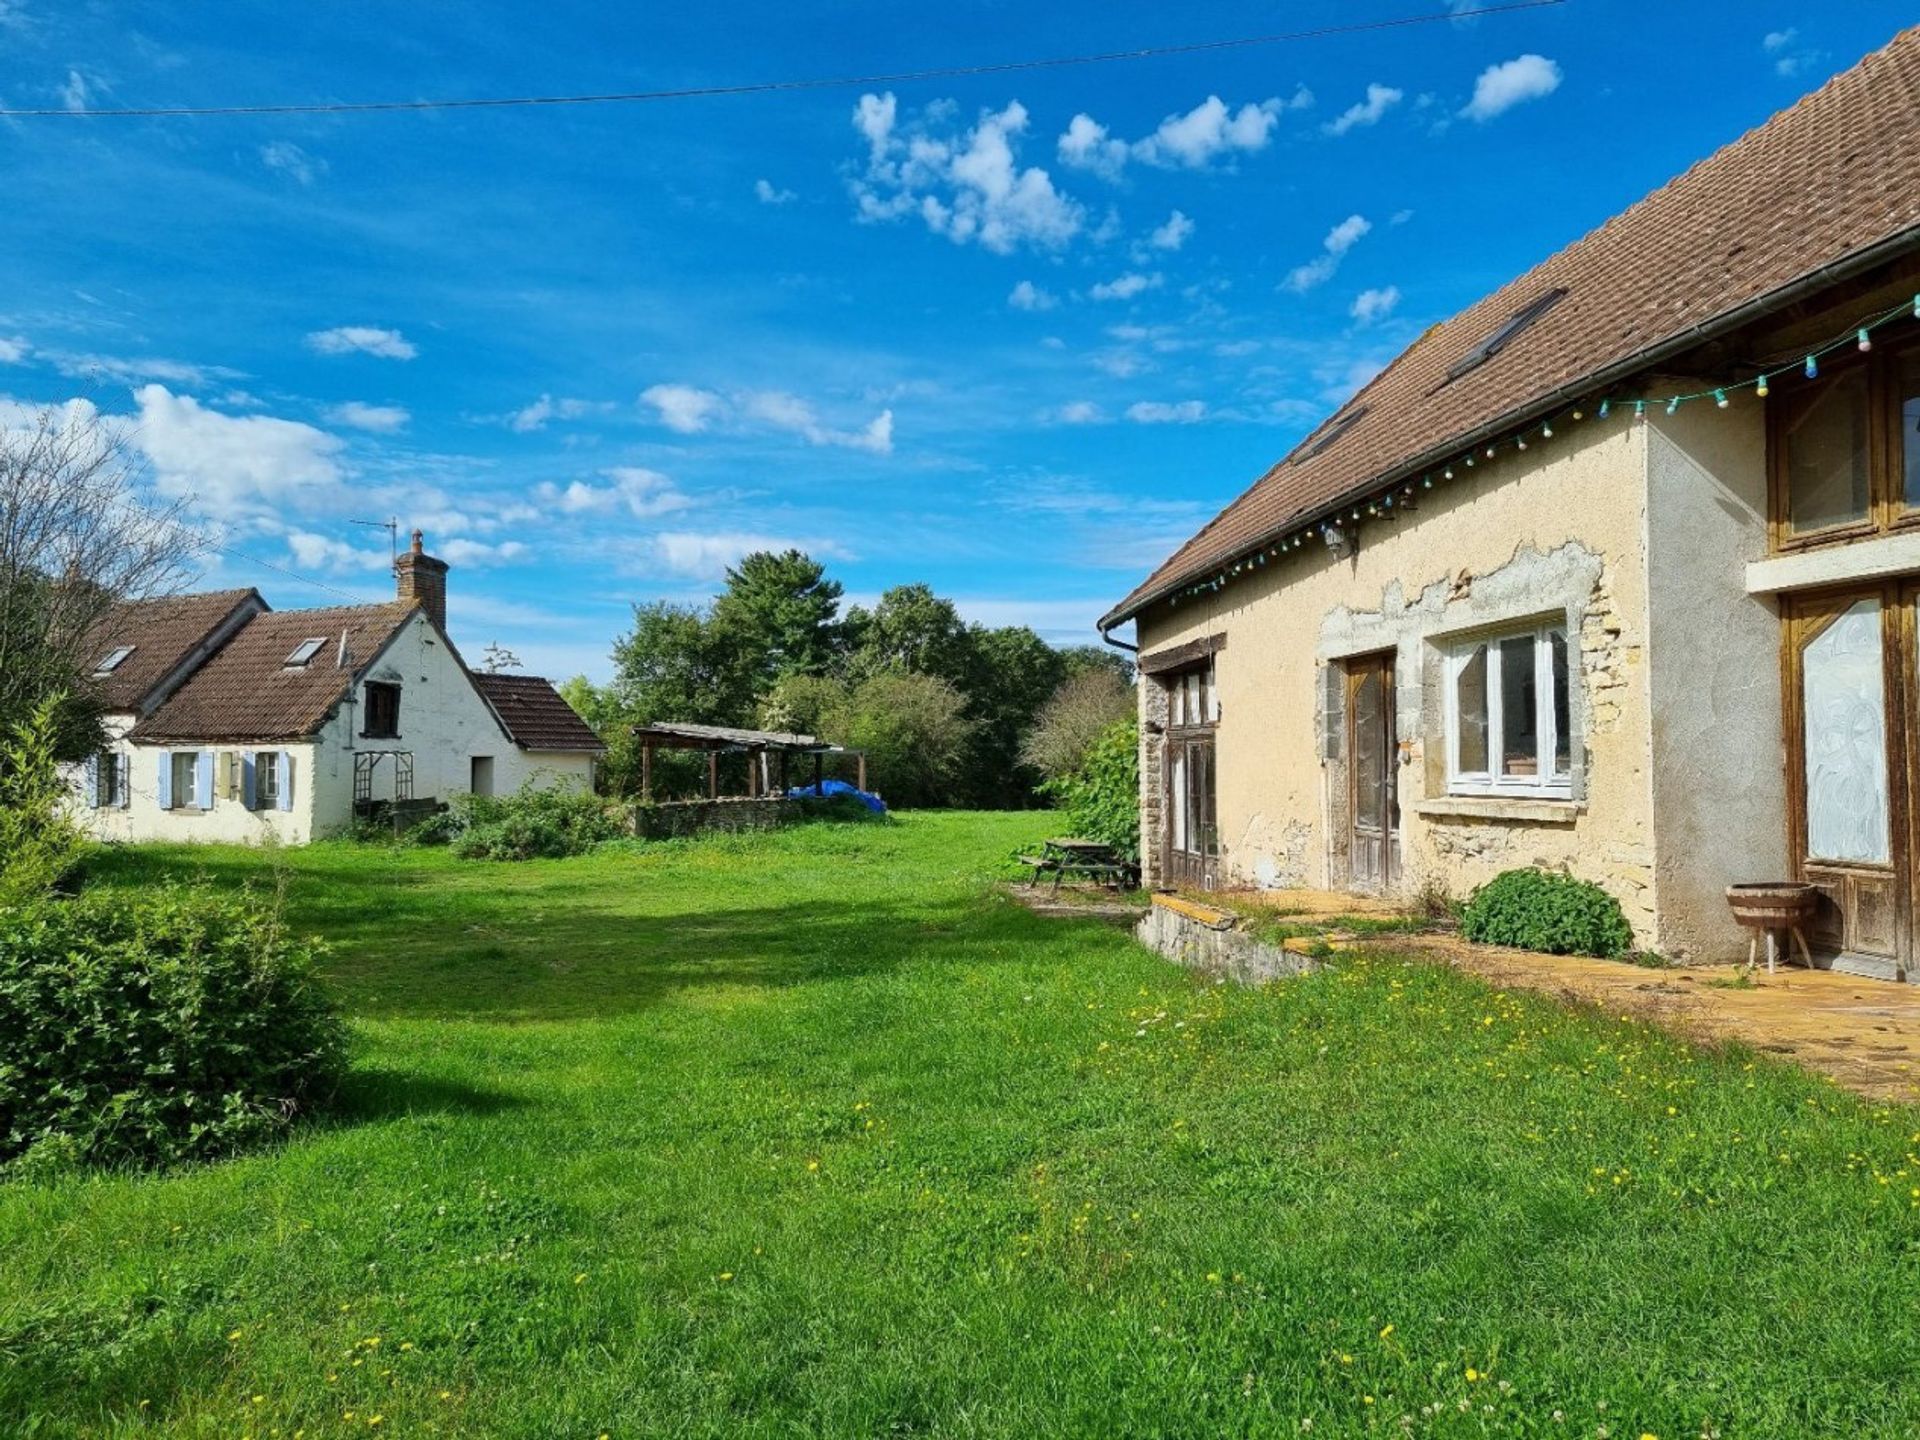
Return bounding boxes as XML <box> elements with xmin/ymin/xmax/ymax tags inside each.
<box><xmin>1346</xmin><ymin>653</ymin><xmax>1400</xmax><ymax>890</ymax></box>
<box><xmin>1785</xmin><ymin>587</ymin><xmax>1907</xmax><ymax>979</ymax></box>
<box><xmin>1165</xmin><ymin>733</ymin><xmax>1219</xmax><ymax>889</ymax></box>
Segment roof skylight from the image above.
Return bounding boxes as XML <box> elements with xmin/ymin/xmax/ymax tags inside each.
<box><xmin>284</xmin><ymin>638</ymin><xmax>327</xmax><ymax>668</ymax></box>
<box><xmin>1443</xmin><ymin>287</ymin><xmax>1568</xmax><ymax>384</ymax></box>
<box><xmin>1293</xmin><ymin>405</ymin><xmax>1370</xmax><ymax>465</ymax></box>
<box><xmin>92</xmin><ymin>645</ymin><xmax>135</xmax><ymax>676</ymax></box>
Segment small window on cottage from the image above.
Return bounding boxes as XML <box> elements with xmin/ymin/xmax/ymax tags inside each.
<box><xmin>1446</xmin><ymin>621</ymin><xmax>1571</xmax><ymax>797</ymax></box>
<box><xmin>1898</xmin><ymin>346</ymin><xmax>1920</xmax><ymax>510</ymax></box>
<box><xmin>256</xmin><ymin>751</ymin><xmax>280</xmax><ymax>808</ymax></box>
<box><xmin>93</xmin><ymin>752</ymin><xmax>126</xmax><ymax>808</ymax></box>
<box><xmin>1167</xmin><ymin>662</ymin><xmax>1218</xmax><ymax>727</ymax></box>
<box><xmin>1779</xmin><ymin>365</ymin><xmax>1872</xmax><ymax>534</ymax></box>
<box><xmin>1442</xmin><ymin>288</ymin><xmax>1567</xmax><ymax>384</ymax></box>
<box><xmin>93</xmin><ymin>645</ymin><xmax>135</xmax><ymax>677</ymax></box>
<box><xmin>170</xmin><ymin>751</ymin><xmax>199</xmax><ymax>810</ymax></box>
<box><xmin>285</xmin><ymin>637</ymin><xmax>327</xmax><ymax>668</ymax></box>
<box><xmin>363</xmin><ymin>681</ymin><xmax>401</xmax><ymax>738</ymax></box>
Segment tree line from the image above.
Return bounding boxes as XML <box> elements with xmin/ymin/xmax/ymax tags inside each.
<box><xmin>560</xmin><ymin>550</ymin><xmax>1134</xmax><ymax>808</ymax></box>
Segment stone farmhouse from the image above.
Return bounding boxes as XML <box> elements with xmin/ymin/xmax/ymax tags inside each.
<box><xmin>1100</xmin><ymin>28</ymin><xmax>1920</xmax><ymax>975</ymax></box>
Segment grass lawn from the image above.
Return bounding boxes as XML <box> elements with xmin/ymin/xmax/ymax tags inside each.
<box><xmin>5</xmin><ymin>813</ymin><xmax>1919</xmax><ymax>1439</ymax></box>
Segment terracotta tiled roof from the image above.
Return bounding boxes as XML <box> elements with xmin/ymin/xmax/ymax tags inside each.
<box><xmin>472</xmin><ymin>674</ymin><xmax>605</xmax><ymax>753</ymax></box>
<box><xmin>81</xmin><ymin>589</ymin><xmax>261</xmax><ymax>714</ymax></box>
<box><xmin>1103</xmin><ymin>26</ymin><xmax>1920</xmax><ymax>628</ymax></box>
<box><xmin>131</xmin><ymin>603</ymin><xmax>415</xmax><ymax>744</ymax></box>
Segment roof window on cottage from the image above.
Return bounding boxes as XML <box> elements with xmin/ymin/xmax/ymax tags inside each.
<box><xmin>1442</xmin><ymin>287</ymin><xmax>1568</xmax><ymax>385</ymax></box>
<box><xmin>1293</xmin><ymin>405</ymin><xmax>1371</xmax><ymax>465</ymax></box>
<box><xmin>92</xmin><ymin>645</ymin><xmax>135</xmax><ymax>676</ymax></box>
<box><xmin>284</xmin><ymin>637</ymin><xmax>327</xmax><ymax>668</ymax></box>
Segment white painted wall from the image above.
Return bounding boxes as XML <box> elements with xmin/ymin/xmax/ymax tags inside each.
<box><xmin>67</xmin><ymin>610</ymin><xmax>595</xmax><ymax>846</ymax></box>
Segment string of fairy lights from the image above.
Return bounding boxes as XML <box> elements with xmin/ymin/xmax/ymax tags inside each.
<box><xmin>1167</xmin><ymin>290</ymin><xmax>1920</xmax><ymax>608</ymax></box>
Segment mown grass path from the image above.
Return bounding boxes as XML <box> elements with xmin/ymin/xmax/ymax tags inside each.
<box><xmin>4</xmin><ymin>814</ymin><xmax>1918</xmax><ymax>1438</ymax></box>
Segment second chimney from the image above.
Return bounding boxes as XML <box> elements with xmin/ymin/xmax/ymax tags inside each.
<box><xmin>394</xmin><ymin>529</ymin><xmax>449</xmax><ymax>631</ymax></box>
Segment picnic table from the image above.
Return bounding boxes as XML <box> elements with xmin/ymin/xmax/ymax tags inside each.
<box><xmin>1018</xmin><ymin>837</ymin><xmax>1138</xmax><ymax>894</ymax></box>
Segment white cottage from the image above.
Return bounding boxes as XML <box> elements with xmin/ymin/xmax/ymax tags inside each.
<box><xmin>72</xmin><ymin>532</ymin><xmax>603</xmax><ymax>844</ymax></box>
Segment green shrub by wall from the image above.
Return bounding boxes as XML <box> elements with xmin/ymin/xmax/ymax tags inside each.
<box><xmin>406</xmin><ymin>788</ymin><xmax>624</xmax><ymax>860</ymax></box>
<box><xmin>1039</xmin><ymin>715</ymin><xmax>1139</xmax><ymax>858</ymax></box>
<box><xmin>0</xmin><ymin>886</ymin><xmax>347</xmax><ymax>1171</ymax></box>
<box><xmin>1458</xmin><ymin>868</ymin><xmax>1634</xmax><ymax>958</ymax></box>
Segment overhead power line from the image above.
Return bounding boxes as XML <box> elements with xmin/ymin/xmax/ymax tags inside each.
<box><xmin>0</xmin><ymin>2</ymin><xmax>1565</xmax><ymax>119</ymax></box>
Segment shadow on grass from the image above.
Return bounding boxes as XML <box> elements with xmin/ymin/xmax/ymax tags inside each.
<box><xmin>81</xmin><ymin>843</ymin><xmax>1094</xmax><ymax>1024</ymax></box>
<box><xmin>331</xmin><ymin>1066</ymin><xmax>532</xmax><ymax>1121</ymax></box>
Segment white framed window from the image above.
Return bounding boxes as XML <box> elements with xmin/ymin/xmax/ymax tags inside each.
<box><xmin>1444</xmin><ymin>621</ymin><xmax>1573</xmax><ymax>798</ymax></box>
<box><xmin>256</xmin><ymin>750</ymin><xmax>281</xmax><ymax>808</ymax></box>
<box><xmin>170</xmin><ymin>751</ymin><xmax>199</xmax><ymax>810</ymax></box>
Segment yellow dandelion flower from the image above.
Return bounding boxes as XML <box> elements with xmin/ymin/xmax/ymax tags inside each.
<box><xmin>1465</xmin><ymin>1368</ymin><xmax>1480</xmax><ymax>1382</ymax></box>
<box><xmin>1379</xmin><ymin>1324</ymin><xmax>1394</xmax><ymax>1339</ymax></box>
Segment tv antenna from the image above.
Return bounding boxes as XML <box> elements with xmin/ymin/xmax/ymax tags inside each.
<box><xmin>351</xmin><ymin>516</ymin><xmax>400</xmax><ymax>563</ymax></box>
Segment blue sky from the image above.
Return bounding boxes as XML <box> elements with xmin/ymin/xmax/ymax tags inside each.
<box><xmin>0</xmin><ymin>2</ymin><xmax>1909</xmax><ymax>680</ymax></box>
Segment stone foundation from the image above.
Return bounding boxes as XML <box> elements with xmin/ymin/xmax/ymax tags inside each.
<box><xmin>1135</xmin><ymin>894</ymin><xmax>1319</xmax><ymax>985</ymax></box>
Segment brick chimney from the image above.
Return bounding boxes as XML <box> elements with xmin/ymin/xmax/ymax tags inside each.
<box><xmin>393</xmin><ymin>529</ymin><xmax>449</xmax><ymax>631</ymax></box>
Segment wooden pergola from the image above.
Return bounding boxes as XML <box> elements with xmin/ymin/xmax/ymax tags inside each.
<box><xmin>630</xmin><ymin>721</ymin><xmax>868</xmax><ymax>802</ymax></box>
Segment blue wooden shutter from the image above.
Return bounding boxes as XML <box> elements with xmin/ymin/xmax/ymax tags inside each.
<box><xmin>156</xmin><ymin>752</ymin><xmax>172</xmax><ymax>809</ymax></box>
<box><xmin>115</xmin><ymin>755</ymin><xmax>130</xmax><ymax>808</ymax></box>
<box><xmin>277</xmin><ymin>751</ymin><xmax>294</xmax><ymax>812</ymax></box>
<box><xmin>83</xmin><ymin>754</ymin><xmax>100</xmax><ymax>808</ymax></box>
<box><xmin>195</xmin><ymin>750</ymin><xmax>214</xmax><ymax>810</ymax></box>
<box><xmin>242</xmin><ymin>752</ymin><xmax>257</xmax><ymax>810</ymax></box>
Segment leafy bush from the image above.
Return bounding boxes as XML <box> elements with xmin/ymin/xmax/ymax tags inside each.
<box><xmin>0</xmin><ymin>693</ymin><xmax>85</xmax><ymax>905</ymax></box>
<box><xmin>763</xmin><ymin>669</ymin><xmax>971</xmax><ymax>808</ymax></box>
<box><xmin>1019</xmin><ymin>669</ymin><xmax>1134</xmax><ymax>780</ymax></box>
<box><xmin>1039</xmin><ymin>715</ymin><xmax>1139</xmax><ymax>858</ymax></box>
<box><xmin>0</xmin><ymin>885</ymin><xmax>347</xmax><ymax>1171</ymax></box>
<box><xmin>1458</xmin><ymin>868</ymin><xmax>1633</xmax><ymax>958</ymax></box>
<box><xmin>431</xmin><ymin>786</ymin><xmax>624</xmax><ymax>860</ymax></box>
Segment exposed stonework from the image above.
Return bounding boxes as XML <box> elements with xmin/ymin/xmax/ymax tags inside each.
<box><xmin>1234</xmin><ymin>816</ymin><xmax>1313</xmax><ymax>890</ymax></box>
<box><xmin>1135</xmin><ymin>897</ymin><xmax>1318</xmax><ymax>985</ymax></box>
<box><xmin>1138</xmin><ymin>677</ymin><xmax>1170</xmax><ymax>888</ymax></box>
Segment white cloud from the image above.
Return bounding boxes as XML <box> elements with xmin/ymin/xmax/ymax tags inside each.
<box><xmin>754</xmin><ymin>178</ymin><xmax>797</xmax><ymax>205</ymax></box>
<box><xmin>59</xmin><ymin>69</ymin><xmax>90</xmax><ymax>113</ymax></box>
<box><xmin>1762</xmin><ymin>29</ymin><xmax>1821</xmax><ymax>78</ymax></box>
<box><xmin>1091</xmin><ymin>271</ymin><xmax>1162</xmax><ymax>302</ymax></box>
<box><xmin>535</xmin><ymin>466</ymin><xmax>692</xmax><ymax>520</ymax></box>
<box><xmin>851</xmin><ymin>93</ymin><xmax>1082</xmax><ymax>254</ymax></box>
<box><xmin>648</xmin><ymin>531</ymin><xmax>852</xmax><ymax>580</ymax></box>
<box><xmin>325</xmin><ymin>401</ymin><xmax>409</xmax><ymax>433</ymax></box>
<box><xmin>306</xmin><ymin>326</ymin><xmax>417</xmax><ymax>360</ymax></box>
<box><xmin>1282</xmin><ymin>84</ymin><xmax>1315</xmax><ymax>111</ymax></box>
<box><xmin>1284</xmin><ymin>214</ymin><xmax>1372</xmax><ymax>292</ymax></box>
<box><xmin>0</xmin><ymin>336</ymin><xmax>27</xmax><ymax>364</ymax></box>
<box><xmin>1054</xmin><ymin>401</ymin><xmax>1106</xmax><ymax>425</ymax></box>
<box><xmin>1324</xmin><ymin>83</ymin><xmax>1403</xmax><ymax>137</ymax></box>
<box><xmin>741</xmin><ymin>390</ymin><xmax>893</xmax><ymax>454</ymax></box>
<box><xmin>1056</xmin><ymin>113</ymin><xmax>1129</xmax><ymax>181</ymax></box>
<box><xmin>439</xmin><ymin>538</ymin><xmax>529</xmax><ymax>568</ymax></box>
<box><xmin>45</xmin><ymin>350</ymin><xmax>243</xmax><ymax>387</ymax></box>
<box><xmin>1149</xmin><ymin>210</ymin><xmax>1194</xmax><ymax>252</ymax></box>
<box><xmin>133</xmin><ymin>384</ymin><xmax>345</xmax><ymax>513</ymax></box>
<box><xmin>286</xmin><ymin>531</ymin><xmax>388</xmax><ymax>573</ymax></box>
<box><xmin>509</xmin><ymin>393</ymin><xmax>605</xmax><ymax>433</ymax></box>
<box><xmin>1008</xmin><ymin>279</ymin><xmax>1058</xmax><ymax>311</ymax></box>
<box><xmin>259</xmin><ymin>141</ymin><xmax>325</xmax><ymax>185</ymax></box>
<box><xmin>1461</xmin><ymin>55</ymin><xmax>1562</xmax><ymax>122</ymax></box>
<box><xmin>1126</xmin><ymin>400</ymin><xmax>1207</xmax><ymax>424</ymax></box>
<box><xmin>1762</xmin><ymin>28</ymin><xmax>1796</xmax><ymax>52</ymax></box>
<box><xmin>1133</xmin><ymin>95</ymin><xmax>1281</xmax><ymax>168</ymax></box>
<box><xmin>640</xmin><ymin>383</ymin><xmax>724</xmax><ymax>434</ymax></box>
<box><xmin>1349</xmin><ymin>285</ymin><xmax>1401</xmax><ymax>325</ymax></box>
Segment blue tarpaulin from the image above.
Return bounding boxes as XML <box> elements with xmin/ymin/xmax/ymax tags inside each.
<box><xmin>788</xmin><ymin>778</ymin><xmax>887</xmax><ymax>813</ymax></box>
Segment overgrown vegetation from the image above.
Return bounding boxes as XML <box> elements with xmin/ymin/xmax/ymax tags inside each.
<box><xmin>0</xmin><ymin>883</ymin><xmax>346</xmax><ymax>1173</ymax></box>
<box><xmin>406</xmin><ymin>785</ymin><xmax>626</xmax><ymax>860</ymax></box>
<box><xmin>9</xmin><ymin>818</ymin><xmax>1918</xmax><ymax>1437</ymax></box>
<box><xmin>1459</xmin><ymin>867</ymin><xmax>1635</xmax><ymax>957</ymax></box>
<box><xmin>1039</xmin><ymin>713</ymin><xmax>1139</xmax><ymax>856</ymax></box>
<box><xmin>0</xmin><ymin>693</ymin><xmax>85</xmax><ymax>905</ymax></box>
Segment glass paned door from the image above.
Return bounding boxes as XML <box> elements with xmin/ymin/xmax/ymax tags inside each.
<box><xmin>1787</xmin><ymin>590</ymin><xmax>1903</xmax><ymax>976</ymax></box>
<box><xmin>1165</xmin><ymin>733</ymin><xmax>1218</xmax><ymax>889</ymax></box>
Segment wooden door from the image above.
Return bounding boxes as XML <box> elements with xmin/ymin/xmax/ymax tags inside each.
<box><xmin>1785</xmin><ymin>587</ymin><xmax>1907</xmax><ymax>979</ymax></box>
<box><xmin>1164</xmin><ymin>732</ymin><xmax>1219</xmax><ymax>890</ymax></box>
<box><xmin>1346</xmin><ymin>653</ymin><xmax>1400</xmax><ymax>890</ymax></box>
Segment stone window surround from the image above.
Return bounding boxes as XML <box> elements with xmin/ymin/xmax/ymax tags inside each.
<box><xmin>1316</xmin><ymin>544</ymin><xmax>1606</xmax><ymax>835</ymax></box>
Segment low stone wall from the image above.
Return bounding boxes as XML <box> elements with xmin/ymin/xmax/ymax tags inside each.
<box><xmin>627</xmin><ymin>797</ymin><xmax>795</xmax><ymax>840</ymax></box>
<box><xmin>1135</xmin><ymin>894</ymin><xmax>1320</xmax><ymax>984</ymax></box>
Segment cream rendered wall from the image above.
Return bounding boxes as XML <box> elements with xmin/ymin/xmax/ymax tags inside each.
<box><xmin>1642</xmin><ymin>391</ymin><xmax>1786</xmax><ymax>961</ymax></box>
<box><xmin>68</xmin><ymin>721</ymin><xmax>323</xmax><ymax>845</ymax></box>
<box><xmin>1135</xmin><ymin>420</ymin><xmax>1662</xmax><ymax>943</ymax></box>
